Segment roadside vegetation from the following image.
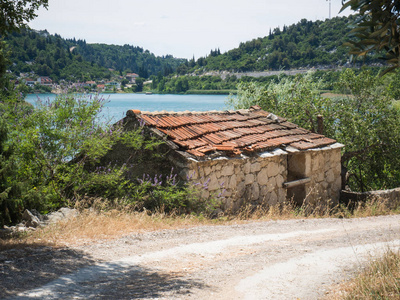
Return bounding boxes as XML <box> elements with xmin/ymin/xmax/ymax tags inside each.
<box><xmin>1</xmin><ymin>195</ymin><xmax>399</xmax><ymax>249</ymax></box>
<box><xmin>326</xmin><ymin>248</ymin><xmax>400</xmax><ymax>299</ymax></box>
<box><xmin>0</xmin><ymin>89</ymin><xmax>222</xmax><ymax>226</ymax></box>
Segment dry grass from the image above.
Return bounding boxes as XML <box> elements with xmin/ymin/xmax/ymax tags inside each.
<box><xmin>232</xmin><ymin>201</ymin><xmax>333</xmax><ymax>220</ymax></box>
<box><xmin>0</xmin><ymin>210</ymin><xmax>234</xmax><ymax>248</ymax></box>
<box><xmin>233</xmin><ymin>196</ymin><xmax>400</xmax><ymax>221</ymax></box>
<box><xmin>1</xmin><ymin>196</ymin><xmax>399</xmax><ymax>250</ymax></box>
<box><xmin>326</xmin><ymin>249</ymin><xmax>400</xmax><ymax>299</ymax></box>
<box><xmin>340</xmin><ymin>197</ymin><xmax>400</xmax><ymax>219</ymax></box>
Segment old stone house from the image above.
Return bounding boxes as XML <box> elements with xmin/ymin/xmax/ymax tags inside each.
<box><xmin>116</xmin><ymin>105</ymin><xmax>343</xmax><ymax>211</ymax></box>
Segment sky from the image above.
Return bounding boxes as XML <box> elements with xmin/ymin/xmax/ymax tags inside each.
<box><xmin>29</xmin><ymin>0</ymin><xmax>352</xmax><ymax>59</ymax></box>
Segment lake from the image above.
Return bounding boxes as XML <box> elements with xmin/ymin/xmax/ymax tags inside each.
<box><xmin>25</xmin><ymin>93</ymin><xmax>231</xmax><ymax>122</ymax></box>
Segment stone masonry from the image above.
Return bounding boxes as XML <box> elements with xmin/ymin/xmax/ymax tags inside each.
<box><xmin>176</xmin><ymin>144</ymin><xmax>342</xmax><ymax>211</ymax></box>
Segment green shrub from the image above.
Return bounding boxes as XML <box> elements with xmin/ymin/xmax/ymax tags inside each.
<box><xmin>1</xmin><ymin>90</ymin><xmax>216</xmax><ymax>225</ymax></box>
<box><xmin>229</xmin><ymin>70</ymin><xmax>400</xmax><ymax>191</ymax></box>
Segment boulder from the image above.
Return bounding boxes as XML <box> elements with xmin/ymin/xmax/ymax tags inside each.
<box><xmin>45</xmin><ymin>207</ymin><xmax>78</xmax><ymax>224</ymax></box>
<box><xmin>22</xmin><ymin>209</ymin><xmax>40</xmax><ymax>228</ymax></box>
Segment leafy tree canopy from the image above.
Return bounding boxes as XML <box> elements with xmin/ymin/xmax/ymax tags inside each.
<box><xmin>228</xmin><ymin>70</ymin><xmax>400</xmax><ymax>192</ymax></box>
<box><xmin>341</xmin><ymin>0</ymin><xmax>400</xmax><ymax>73</ymax></box>
<box><xmin>0</xmin><ymin>0</ymin><xmax>48</xmax><ymax>35</ymax></box>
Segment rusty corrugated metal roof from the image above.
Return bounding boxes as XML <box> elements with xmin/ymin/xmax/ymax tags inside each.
<box><xmin>128</xmin><ymin>105</ymin><xmax>337</xmax><ymax>158</ymax></box>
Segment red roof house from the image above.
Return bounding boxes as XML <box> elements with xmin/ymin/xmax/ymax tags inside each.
<box><xmin>113</xmin><ymin>105</ymin><xmax>343</xmax><ymax>211</ymax></box>
<box><xmin>37</xmin><ymin>76</ymin><xmax>53</xmax><ymax>86</ymax></box>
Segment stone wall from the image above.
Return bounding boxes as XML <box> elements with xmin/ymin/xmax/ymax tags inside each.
<box><xmin>177</xmin><ymin>144</ymin><xmax>343</xmax><ymax>211</ymax></box>
<box><xmin>180</xmin><ymin>149</ymin><xmax>288</xmax><ymax>211</ymax></box>
<box><xmin>303</xmin><ymin>144</ymin><xmax>343</xmax><ymax>206</ymax></box>
<box><xmin>341</xmin><ymin>188</ymin><xmax>400</xmax><ymax>209</ymax></box>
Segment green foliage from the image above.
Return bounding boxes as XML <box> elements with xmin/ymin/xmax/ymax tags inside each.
<box><xmin>0</xmin><ymin>0</ymin><xmax>48</xmax><ymax>92</ymax></box>
<box><xmin>187</xmin><ymin>15</ymin><xmax>381</xmax><ymax>73</ymax></box>
<box><xmin>0</xmin><ymin>40</ymin><xmax>11</xmax><ymax>90</ymax></box>
<box><xmin>382</xmin><ymin>69</ymin><xmax>400</xmax><ymax>99</ymax></box>
<box><xmin>0</xmin><ymin>90</ymin><xmax>214</xmax><ymax>225</ymax></box>
<box><xmin>0</xmin><ymin>92</ymin><xmax>125</xmax><ymax>223</ymax></box>
<box><xmin>154</xmin><ymin>75</ymin><xmax>238</xmax><ymax>94</ymax></box>
<box><xmin>341</xmin><ymin>0</ymin><xmax>400</xmax><ymax>74</ymax></box>
<box><xmin>228</xmin><ymin>72</ymin><xmax>335</xmax><ymax>134</ymax></box>
<box><xmin>4</xmin><ymin>94</ymin><xmax>117</xmax><ymax>209</ymax></box>
<box><xmin>134</xmin><ymin>77</ymin><xmax>144</xmax><ymax>92</ymax></box>
<box><xmin>230</xmin><ymin>69</ymin><xmax>400</xmax><ymax>191</ymax></box>
<box><xmin>73</xmin><ymin>43</ymin><xmax>184</xmax><ymax>78</ymax></box>
<box><xmin>0</xmin><ymin>117</ymin><xmax>23</xmax><ymax>226</ymax></box>
<box><xmin>3</xmin><ymin>29</ymin><xmax>186</xmax><ymax>82</ymax></box>
<box><xmin>334</xmin><ymin>69</ymin><xmax>400</xmax><ymax>191</ymax></box>
<box><xmin>4</xmin><ymin>29</ymin><xmax>112</xmax><ymax>82</ymax></box>
<box><xmin>0</xmin><ymin>0</ymin><xmax>48</xmax><ymax>35</ymax></box>
<box><xmin>117</xmin><ymin>172</ymin><xmax>220</xmax><ymax>214</ymax></box>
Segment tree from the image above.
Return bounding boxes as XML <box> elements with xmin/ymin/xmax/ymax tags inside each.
<box><xmin>0</xmin><ymin>117</ymin><xmax>22</xmax><ymax>226</ymax></box>
<box><xmin>0</xmin><ymin>0</ymin><xmax>48</xmax><ymax>35</ymax></box>
<box><xmin>0</xmin><ymin>0</ymin><xmax>48</xmax><ymax>90</ymax></box>
<box><xmin>0</xmin><ymin>40</ymin><xmax>10</xmax><ymax>88</ymax></box>
<box><xmin>333</xmin><ymin>69</ymin><xmax>400</xmax><ymax>191</ymax></box>
<box><xmin>1</xmin><ymin>93</ymin><xmax>130</xmax><ymax>217</ymax></box>
<box><xmin>135</xmin><ymin>77</ymin><xmax>144</xmax><ymax>92</ymax></box>
<box><xmin>341</xmin><ymin>0</ymin><xmax>400</xmax><ymax>73</ymax></box>
<box><xmin>228</xmin><ymin>70</ymin><xmax>400</xmax><ymax>191</ymax></box>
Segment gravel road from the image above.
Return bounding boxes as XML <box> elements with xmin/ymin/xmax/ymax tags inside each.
<box><xmin>2</xmin><ymin>215</ymin><xmax>400</xmax><ymax>299</ymax></box>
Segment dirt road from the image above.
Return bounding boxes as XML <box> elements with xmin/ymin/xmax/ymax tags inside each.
<box><xmin>4</xmin><ymin>215</ymin><xmax>400</xmax><ymax>299</ymax></box>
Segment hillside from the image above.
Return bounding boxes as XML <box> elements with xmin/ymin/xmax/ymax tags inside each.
<box><xmin>4</xmin><ymin>29</ymin><xmax>185</xmax><ymax>83</ymax></box>
<box><xmin>73</xmin><ymin>41</ymin><xmax>186</xmax><ymax>78</ymax></box>
<box><xmin>186</xmin><ymin>15</ymin><xmax>381</xmax><ymax>73</ymax></box>
<box><xmin>4</xmin><ymin>15</ymin><xmax>385</xmax><ymax>87</ymax></box>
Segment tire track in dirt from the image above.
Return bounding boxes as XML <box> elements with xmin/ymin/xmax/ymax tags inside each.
<box><xmin>8</xmin><ymin>215</ymin><xmax>400</xmax><ymax>299</ymax></box>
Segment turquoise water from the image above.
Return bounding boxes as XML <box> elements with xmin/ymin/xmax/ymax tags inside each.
<box><xmin>25</xmin><ymin>93</ymin><xmax>230</xmax><ymax>122</ymax></box>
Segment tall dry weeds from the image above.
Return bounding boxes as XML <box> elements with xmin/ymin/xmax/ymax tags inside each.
<box><xmin>1</xmin><ymin>196</ymin><xmax>399</xmax><ymax>249</ymax></box>
<box><xmin>326</xmin><ymin>248</ymin><xmax>400</xmax><ymax>299</ymax></box>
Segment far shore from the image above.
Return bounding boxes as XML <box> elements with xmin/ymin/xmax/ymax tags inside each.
<box><xmin>27</xmin><ymin>89</ymin><xmax>237</xmax><ymax>96</ymax></box>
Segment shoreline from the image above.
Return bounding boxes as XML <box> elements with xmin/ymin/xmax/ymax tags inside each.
<box><xmin>27</xmin><ymin>90</ymin><xmax>237</xmax><ymax>96</ymax></box>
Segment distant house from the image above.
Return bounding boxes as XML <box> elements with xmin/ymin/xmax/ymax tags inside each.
<box><xmin>106</xmin><ymin>105</ymin><xmax>344</xmax><ymax>211</ymax></box>
<box><xmin>37</xmin><ymin>77</ymin><xmax>53</xmax><ymax>86</ymax></box>
<box><xmin>97</xmin><ymin>84</ymin><xmax>105</xmax><ymax>91</ymax></box>
<box><xmin>85</xmin><ymin>81</ymin><xmax>96</xmax><ymax>87</ymax></box>
<box><xmin>24</xmin><ymin>78</ymin><xmax>36</xmax><ymax>87</ymax></box>
<box><xmin>126</xmin><ymin>73</ymin><xmax>139</xmax><ymax>84</ymax></box>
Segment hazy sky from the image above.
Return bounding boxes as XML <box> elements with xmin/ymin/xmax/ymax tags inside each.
<box><xmin>29</xmin><ymin>0</ymin><xmax>352</xmax><ymax>59</ymax></box>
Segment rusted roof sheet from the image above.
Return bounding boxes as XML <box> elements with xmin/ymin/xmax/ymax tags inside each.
<box><xmin>128</xmin><ymin>106</ymin><xmax>337</xmax><ymax>158</ymax></box>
